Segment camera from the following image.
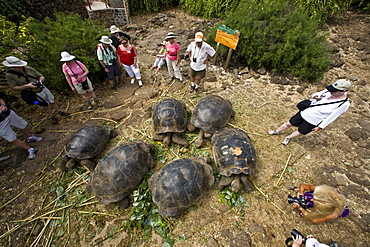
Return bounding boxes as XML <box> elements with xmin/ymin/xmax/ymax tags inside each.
<box><xmin>32</xmin><ymin>81</ymin><xmax>45</xmax><ymax>89</ymax></box>
<box><xmin>285</xmin><ymin>229</ymin><xmax>306</xmax><ymax>246</ymax></box>
<box><xmin>193</xmin><ymin>57</ymin><xmax>197</xmax><ymax>62</ymax></box>
<box><xmin>109</xmin><ymin>58</ymin><xmax>116</xmax><ymax>64</ymax></box>
<box><xmin>287</xmin><ymin>195</ymin><xmax>308</xmax><ymax>209</ymax></box>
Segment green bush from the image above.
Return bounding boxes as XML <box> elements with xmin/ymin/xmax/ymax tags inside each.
<box><xmin>208</xmin><ymin>0</ymin><xmax>332</xmax><ymax>82</ymax></box>
<box><xmin>128</xmin><ymin>0</ymin><xmax>179</xmax><ymax>14</ymax></box>
<box><xmin>180</xmin><ymin>0</ymin><xmax>240</xmax><ymax>19</ymax></box>
<box><xmin>296</xmin><ymin>0</ymin><xmax>353</xmax><ymax>22</ymax></box>
<box><xmin>22</xmin><ymin>13</ymin><xmax>106</xmax><ymax>91</ymax></box>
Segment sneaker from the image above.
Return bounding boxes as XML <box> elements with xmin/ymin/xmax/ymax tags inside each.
<box><xmin>95</xmin><ymin>101</ymin><xmax>103</xmax><ymax>107</ymax></box>
<box><xmin>87</xmin><ymin>103</ymin><xmax>93</xmax><ymax>110</ymax></box>
<box><xmin>190</xmin><ymin>85</ymin><xmax>195</xmax><ymax>93</ymax></box>
<box><xmin>282</xmin><ymin>137</ymin><xmax>291</xmax><ymax>145</ymax></box>
<box><xmin>130</xmin><ymin>79</ymin><xmax>135</xmax><ymax>84</ymax></box>
<box><xmin>329</xmin><ymin>241</ymin><xmax>339</xmax><ymax>247</ymax></box>
<box><xmin>138</xmin><ymin>80</ymin><xmax>143</xmax><ymax>86</ymax></box>
<box><xmin>150</xmin><ymin>66</ymin><xmax>156</xmax><ymax>69</ymax></box>
<box><xmin>28</xmin><ymin>148</ymin><xmax>38</xmax><ymax>160</ymax></box>
<box><xmin>51</xmin><ymin>116</ymin><xmax>58</xmax><ymax>124</ymax></box>
<box><xmin>194</xmin><ymin>87</ymin><xmax>199</xmax><ymax>95</ymax></box>
<box><xmin>0</xmin><ymin>155</ymin><xmax>10</xmax><ymax>162</ymax></box>
<box><xmin>58</xmin><ymin>111</ymin><xmax>70</xmax><ymax>116</ymax></box>
<box><xmin>268</xmin><ymin>130</ymin><xmax>279</xmax><ymax>135</ymax></box>
<box><xmin>156</xmin><ymin>68</ymin><xmax>160</xmax><ymax>72</ymax></box>
<box><xmin>27</xmin><ymin>135</ymin><xmax>43</xmax><ymax>143</ymax></box>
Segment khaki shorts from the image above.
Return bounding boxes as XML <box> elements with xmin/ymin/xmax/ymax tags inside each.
<box><xmin>36</xmin><ymin>87</ymin><xmax>55</xmax><ymax>105</ymax></box>
<box><xmin>190</xmin><ymin>68</ymin><xmax>206</xmax><ymax>79</ymax></box>
<box><xmin>73</xmin><ymin>78</ymin><xmax>94</xmax><ymax>95</ymax></box>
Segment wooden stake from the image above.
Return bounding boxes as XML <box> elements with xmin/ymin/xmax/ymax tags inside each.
<box><xmin>224</xmin><ymin>48</ymin><xmax>233</xmax><ymax>70</ymax></box>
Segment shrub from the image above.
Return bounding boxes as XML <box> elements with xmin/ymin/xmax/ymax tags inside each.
<box><xmin>23</xmin><ymin>13</ymin><xmax>106</xmax><ymax>91</ymax></box>
<box><xmin>128</xmin><ymin>0</ymin><xmax>179</xmax><ymax>14</ymax></box>
<box><xmin>180</xmin><ymin>0</ymin><xmax>240</xmax><ymax>19</ymax></box>
<box><xmin>208</xmin><ymin>0</ymin><xmax>332</xmax><ymax>82</ymax></box>
<box><xmin>296</xmin><ymin>0</ymin><xmax>353</xmax><ymax>22</ymax></box>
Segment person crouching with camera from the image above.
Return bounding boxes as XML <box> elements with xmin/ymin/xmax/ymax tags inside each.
<box><xmin>60</xmin><ymin>52</ymin><xmax>102</xmax><ymax>110</ymax></box>
<box><xmin>3</xmin><ymin>56</ymin><xmax>70</xmax><ymax>125</ymax></box>
<box><xmin>288</xmin><ymin>184</ymin><xmax>349</xmax><ymax>224</ymax></box>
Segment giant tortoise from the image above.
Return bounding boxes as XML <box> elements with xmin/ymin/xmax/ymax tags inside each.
<box><xmin>211</xmin><ymin>128</ymin><xmax>256</xmax><ymax>193</ymax></box>
<box><xmin>87</xmin><ymin>140</ymin><xmax>154</xmax><ymax>208</ymax></box>
<box><xmin>152</xmin><ymin>98</ymin><xmax>189</xmax><ymax>147</ymax></box>
<box><xmin>60</xmin><ymin>125</ymin><xmax>113</xmax><ymax>171</ymax></box>
<box><xmin>188</xmin><ymin>95</ymin><xmax>235</xmax><ymax>148</ymax></box>
<box><xmin>149</xmin><ymin>156</ymin><xmax>214</xmax><ymax>218</ymax></box>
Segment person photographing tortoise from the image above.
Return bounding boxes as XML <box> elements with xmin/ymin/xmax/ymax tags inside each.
<box><xmin>268</xmin><ymin>79</ymin><xmax>352</xmax><ymax>145</ymax></box>
<box><xmin>3</xmin><ymin>56</ymin><xmax>70</xmax><ymax>124</ymax></box>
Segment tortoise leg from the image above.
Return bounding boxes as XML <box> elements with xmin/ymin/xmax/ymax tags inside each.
<box><xmin>218</xmin><ymin>175</ymin><xmax>235</xmax><ymax>191</ymax></box>
<box><xmin>187</xmin><ymin>123</ymin><xmax>196</xmax><ymax>132</ymax></box>
<box><xmin>116</xmin><ymin>197</ymin><xmax>130</xmax><ymax>209</ymax></box>
<box><xmin>204</xmin><ymin>132</ymin><xmax>212</xmax><ymax>139</ymax></box>
<box><xmin>60</xmin><ymin>155</ymin><xmax>70</xmax><ymax>172</ymax></box>
<box><xmin>240</xmin><ymin>174</ymin><xmax>254</xmax><ymax>192</ymax></box>
<box><xmin>163</xmin><ymin>133</ymin><xmax>172</xmax><ymax>147</ymax></box>
<box><xmin>66</xmin><ymin>158</ymin><xmax>77</xmax><ymax>169</ymax></box>
<box><xmin>231</xmin><ymin>174</ymin><xmax>241</xmax><ymax>193</ymax></box>
<box><xmin>172</xmin><ymin>133</ymin><xmax>189</xmax><ymax>147</ymax></box>
<box><xmin>195</xmin><ymin>129</ymin><xmax>204</xmax><ymax>148</ymax></box>
<box><xmin>80</xmin><ymin>159</ymin><xmax>96</xmax><ymax>171</ymax></box>
<box><xmin>153</xmin><ymin>133</ymin><xmax>165</xmax><ymax>141</ymax></box>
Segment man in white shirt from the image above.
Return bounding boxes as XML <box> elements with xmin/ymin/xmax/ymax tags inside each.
<box><xmin>186</xmin><ymin>32</ymin><xmax>216</xmax><ymax>95</ymax></box>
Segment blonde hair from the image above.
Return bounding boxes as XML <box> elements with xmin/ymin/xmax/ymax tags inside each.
<box><xmin>304</xmin><ymin>185</ymin><xmax>347</xmax><ymax>222</ymax></box>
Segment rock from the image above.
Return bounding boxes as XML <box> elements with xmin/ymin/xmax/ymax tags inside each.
<box><xmin>149</xmin><ymin>90</ymin><xmax>159</xmax><ymax>99</ymax></box>
<box><xmin>239</xmin><ymin>67</ymin><xmax>249</xmax><ymax>75</ymax></box>
<box><xmin>353</xmin><ymin>160</ymin><xmax>362</xmax><ymax>168</ymax></box>
<box><xmin>206</xmin><ymin>237</ymin><xmax>219</xmax><ymax>247</ymax></box>
<box><xmin>257</xmin><ymin>67</ymin><xmax>267</xmax><ymax>75</ymax></box>
<box><xmin>345</xmin><ymin>127</ymin><xmax>365</xmax><ymax>141</ymax></box>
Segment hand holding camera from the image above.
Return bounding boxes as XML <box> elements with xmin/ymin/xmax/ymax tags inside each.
<box><xmin>32</xmin><ymin>81</ymin><xmax>45</xmax><ymax>89</ymax></box>
<box><xmin>285</xmin><ymin>229</ymin><xmax>306</xmax><ymax>247</ymax></box>
<box><xmin>287</xmin><ymin>195</ymin><xmax>308</xmax><ymax>209</ymax></box>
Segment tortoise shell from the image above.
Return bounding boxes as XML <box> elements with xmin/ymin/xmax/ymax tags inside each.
<box><xmin>87</xmin><ymin>140</ymin><xmax>154</xmax><ymax>205</ymax></box>
<box><xmin>211</xmin><ymin>128</ymin><xmax>256</xmax><ymax>177</ymax></box>
<box><xmin>66</xmin><ymin>125</ymin><xmax>111</xmax><ymax>160</ymax></box>
<box><xmin>149</xmin><ymin>156</ymin><xmax>214</xmax><ymax>218</ymax></box>
<box><xmin>190</xmin><ymin>95</ymin><xmax>234</xmax><ymax>134</ymax></box>
<box><xmin>152</xmin><ymin>98</ymin><xmax>187</xmax><ymax>134</ymax></box>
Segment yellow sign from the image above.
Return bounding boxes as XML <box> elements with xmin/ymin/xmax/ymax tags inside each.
<box><xmin>215</xmin><ymin>25</ymin><xmax>240</xmax><ymax>50</ymax></box>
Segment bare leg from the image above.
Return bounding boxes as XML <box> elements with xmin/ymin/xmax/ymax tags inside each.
<box><xmin>10</xmin><ymin>139</ymin><xmax>31</xmax><ymax>150</ymax></box>
<box><xmin>20</xmin><ymin>128</ymin><xmax>32</xmax><ymax>138</ymax></box>
<box><xmin>43</xmin><ymin>106</ymin><xmax>54</xmax><ymax>117</ymax></box>
<box><xmin>286</xmin><ymin>130</ymin><xmax>302</xmax><ymax>139</ymax></box>
<box><xmin>275</xmin><ymin>121</ymin><xmax>293</xmax><ymax>133</ymax></box>
<box><xmin>50</xmin><ymin>102</ymin><xmax>62</xmax><ymax>112</ymax></box>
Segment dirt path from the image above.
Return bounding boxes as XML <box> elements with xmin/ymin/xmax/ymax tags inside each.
<box><xmin>0</xmin><ymin>9</ymin><xmax>369</xmax><ymax>247</ymax></box>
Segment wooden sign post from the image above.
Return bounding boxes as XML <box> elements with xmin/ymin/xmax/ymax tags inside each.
<box><xmin>214</xmin><ymin>25</ymin><xmax>240</xmax><ymax>70</ymax></box>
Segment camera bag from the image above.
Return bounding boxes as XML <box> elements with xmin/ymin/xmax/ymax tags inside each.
<box><xmin>296</xmin><ymin>98</ymin><xmax>348</xmax><ymax>111</ymax></box>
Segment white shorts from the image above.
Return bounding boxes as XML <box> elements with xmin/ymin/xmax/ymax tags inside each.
<box><xmin>0</xmin><ymin>110</ymin><xmax>28</xmax><ymax>142</ymax></box>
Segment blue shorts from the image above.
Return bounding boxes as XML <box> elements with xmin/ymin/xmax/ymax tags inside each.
<box><xmin>106</xmin><ymin>64</ymin><xmax>121</xmax><ymax>81</ymax></box>
<box><xmin>289</xmin><ymin>112</ymin><xmax>316</xmax><ymax>135</ymax></box>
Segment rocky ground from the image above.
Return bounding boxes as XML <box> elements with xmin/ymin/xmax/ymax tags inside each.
<box><xmin>0</xmin><ymin>8</ymin><xmax>369</xmax><ymax>247</ymax></box>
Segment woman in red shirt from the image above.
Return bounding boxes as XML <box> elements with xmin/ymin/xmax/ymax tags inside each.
<box><xmin>116</xmin><ymin>37</ymin><xmax>142</xmax><ymax>86</ymax></box>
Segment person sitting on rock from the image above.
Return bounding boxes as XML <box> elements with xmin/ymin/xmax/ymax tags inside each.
<box><xmin>0</xmin><ymin>97</ymin><xmax>42</xmax><ymax>160</ymax></box>
<box><xmin>291</xmin><ymin>184</ymin><xmax>349</xmax><ymax>224</ymax></box>
<box><xmin>151</xmin><ymin>41</ymin><xmax>167</xmax><ymax>72</ymax></box>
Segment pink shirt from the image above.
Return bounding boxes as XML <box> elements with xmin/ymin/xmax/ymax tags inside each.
<box><xmin>62</xmin><ymin>60</ymin><xmax>87</xmax><ymax>84</ymax></box>
<box><xmin>165</xmin><ymin>42</ymin><xmax>180</xmax><ymax>61</ymax></box>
